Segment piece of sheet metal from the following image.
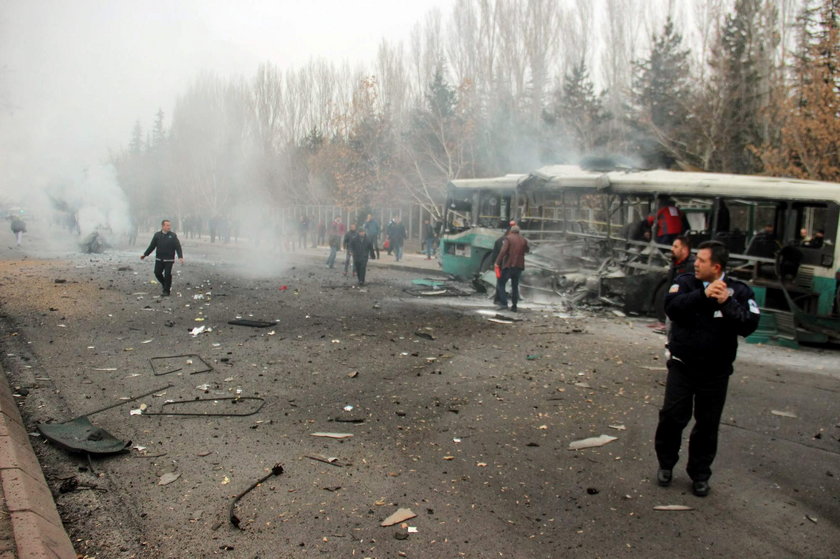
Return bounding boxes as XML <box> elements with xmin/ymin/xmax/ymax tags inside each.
<box><xmin>37</xmin><ymin>416</ymin><xmax>131</xmax><ymax>455</ymax></box>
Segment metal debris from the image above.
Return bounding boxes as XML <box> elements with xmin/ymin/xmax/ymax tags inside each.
<box><xmin>143</xmin><ymin>397</ymin><xmax>265</xmax><ymax>417</ymax></box>
<box><xmin>150</xmin><ymin>354</ymin><xmax>213</xmax><ymax>376</ymax></box>
<box><xmin>229</xmin><ymin>463</ymin><xmax>284</xmax><ymax>529</ymax></box>
<box><xmin>310</xmin><ymin>432</ymin><xmax>353</xmax><ymax>439</ymax></box>
<box><xmin>227</xmin><ymin>319</ymin><xmax>278</xmax><ymax>328</ymax></box>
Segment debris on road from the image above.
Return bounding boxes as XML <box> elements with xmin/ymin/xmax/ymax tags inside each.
<box><xmin>227</xmin><ymin>319</ymin><xmax>278</xmax><ymax>328</ymax></box>
<box><xmin>37</xmin><ymin>416</ymin><xmax>132</xmax><ymax>455</ymax></box>
<box><xmin>380</xmin><ymin>508</ymin><xmax>417</xmax><ymax>527</ymax></box>
<box><xmin>306</xmin><ymin>455</ymin><xmax>345</xmax><ymax>467</ymax></box>
<box><xmin>158</xmin><ymin>472</ymin><xmax>181</xmax><ymax>486</ymax></box>
<box><xmin>310</xmin><ymin>432</ymin><xmax>353</xmax><ymax>439</ymax></box>
<box><xmin>144</xmin><ymin>397</ymin><xmax>265</xmax><ymax>417</ymax></box>
<box><xmin>770</xmin><ymin>410</ymin><xmax>798</xmax><ymax>418</ymax></box>
<box><xmin>654</xmin><ymin>505</ymin><xmax>694</xmax><ymax>511</ymax></box>
<box><xmin>229</xmin><ymin>463</ymin><xmax>284</xmax><ymax>529</ymax></box>
<box><xmin>150</xmin><ymin>354</ymin><xmax>213</xmax><ymax>376</ymax></box>
<box><xmin>568</xmin><ymin>434</ymin><xmax>618</xmax><ymax>450</ymax></box>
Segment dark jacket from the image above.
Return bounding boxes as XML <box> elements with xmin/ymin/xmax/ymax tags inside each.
<box><xmin>495</xmin><ymin>233</ymin><xmax>529</xmax><ymax>269</ymax></box>
<box><xmin>389</xmin><ymin>222</ymin><xmax>407</xmax><ymax>245</ymax></box>
<box><xmin>665</xmin><ymin>273</ymin><xmax>760</xmax><ymax>371</ymax></box>
<box><xmin>349</xmin><ymin>234</ymin><xmax>376</xmax><ymax>261</ymax></box>
<box><xmin>490</xmin><ymin>233</ymin><xmax>507</xmax><ymax>263</ymax></box>
<box><xmin>343</xmin><ymin>229</ymin><xmax>358</xmax><ymax>251</ymax></box>
<box><xmin>143</xmin><ymin>231</ymin><xmax>183</xmax><ymax>261</ymax></box>
<box><xmin>666</xmin><ymin>254</ymin><xmax>695</xmax><ymax>285</ymax></box>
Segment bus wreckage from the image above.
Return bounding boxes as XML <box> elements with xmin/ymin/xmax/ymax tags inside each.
<box><xmin>440</xmin><ymin>165</ymin><xmax>840</xmax><ymax>347</ymax></box>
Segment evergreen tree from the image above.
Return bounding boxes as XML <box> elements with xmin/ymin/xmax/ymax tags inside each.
<box><xmin>544</xmin><ymin>61</ymin><xmax>609</xmax><ymax>155</ymax></box>
<box><xmin>151</xmin><ymin>108</ymin><xmax>166</xmax><ymax>149</ymax></box>
<box><xmin>630</xmin><ymin>17</ymin><xmax>692</xmax><ymax>168</ymax></box>
<box><xmin>129</xmin><ymin>121</ymin><xmax>143</xmax><ymax>154</ymax></box>
<box><xmin>705</xmin><ymin>0</ymin><xmax>778</xmax><ymax>173</ymax></box>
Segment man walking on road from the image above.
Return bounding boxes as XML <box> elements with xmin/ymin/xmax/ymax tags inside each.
<box><xmin>655</xmin><ymin>240</ymin><xmax>759</xmax><ymax>497</ymax></box>
<box><xmin>349</xmin><ymin>228</ymin><xmax>376</xmax><ymax>286</ymax></box>
<box><xmin>141</xmin><ymin>219</ymin><xmax>184</xmax><ymax>296</ymax></box>
<box><xmin>494</xmin><ymin>225</ymin><xmax>528</xmax><ymax>311</ymax></box>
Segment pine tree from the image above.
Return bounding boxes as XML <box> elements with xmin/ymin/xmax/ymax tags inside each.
<box><xmin>129</xmin><ymin>121</ymin><xmax>143</xmax><ymax>154</ymax></box>
<box><xmin>629</xmin><ymin>17</ymin><xmax>692</xmax><ymax>167</ymax></box>
<box><xmin>545</xmin><ymin>61</ymin><xmax>609</xmax><ymax>154</ymax></box>
<box><xmin>705</xmin><ymin>0</ymin><xmax>778</xmax><ymax>173</ymax></box>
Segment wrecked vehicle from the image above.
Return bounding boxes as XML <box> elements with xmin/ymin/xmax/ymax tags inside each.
<box><xmin>440</xmin><ymin>165</ymin><xmax>840</xmax><ymax>346</ymax></box>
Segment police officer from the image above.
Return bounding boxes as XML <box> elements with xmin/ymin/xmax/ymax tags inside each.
<box><xmin>141</xmin><ymin>219</ymin><xmax>184</xmax><ymax>296</ymax></box>
<box><xmin>654</xmin><ymin>240</ymin><xmax>760</xmax><ymax>496</ymax></box>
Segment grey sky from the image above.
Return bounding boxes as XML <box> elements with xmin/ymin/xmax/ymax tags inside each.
<box><xmin>0</xmin><ymin>0</ymin><xmax>453</xmax><ymax>201</ymax></box>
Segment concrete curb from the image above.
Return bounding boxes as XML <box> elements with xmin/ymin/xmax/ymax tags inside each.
<box><xmin>0</xmin><ymin>373</ymin><xmax>75</xmax><ymax>559</ymax></box>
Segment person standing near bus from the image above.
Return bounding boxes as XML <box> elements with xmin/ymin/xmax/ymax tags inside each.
<box><xmin>654</xmin><ymin>241</ymin><xmax>759</xmax><ymax>497</ymax></box>
<box><xmin>494</xmin><ymin>225</ymin><xmax>529</xmax><ymax>312</ymax></box>
<box><xmin>655</xmin><ymin>198</ymin><xmax>689</xmax><ymax>245</ymax></box>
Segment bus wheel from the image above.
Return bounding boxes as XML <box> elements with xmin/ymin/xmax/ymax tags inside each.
<box><xmin>479</xmin><ymin>251</ymin><xmax>494</xmax><ymax>273</ymax></box>
<box><xmin>653</xmin><ymin>281</ymin><xmax>668</xmax><ymax>322</ymax></box>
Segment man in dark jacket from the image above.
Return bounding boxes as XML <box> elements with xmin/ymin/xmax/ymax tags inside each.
<box><xmin>389</xmin><ymin>216</ymin><xmax>407</xmax><ymax>262</ymax></box>
<box><xmin>343</xmin><ymin>223</ymin><xmax>358</xmax><ymax>276</ymax></box>
<box><xmin>490</xmin><ymin>221</ymin><xmax>515</xmax><ymax>305</ymax></box>
<box><xmin>349</xmin><ymin>228</ymin><xmax>376</xmax><ymax>286</ymax></box>
<box><xmin>655</xmin><ymin>241</ymin><xmax>760</xmax><ymax>497</ymax></box>
<box><xmin>494</xmin><ymin>225</ymin><xmax>529</xmax><ymax>311</ymax></box>
<box><xmin>141</xmin><ymin>219</ymin><xmax>184</xmax><ymax>296</ymax></box>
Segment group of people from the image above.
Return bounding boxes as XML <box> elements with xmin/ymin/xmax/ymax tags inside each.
<box><xmin>139</xmin><ymin>213</ymin><xmax>762</xmax><ymax>500</ymax></box>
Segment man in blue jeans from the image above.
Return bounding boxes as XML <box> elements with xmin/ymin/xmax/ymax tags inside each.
<box><xmin>494</xmin><ymin>225</ymin><xmax>528</xmax><ymax>311</ymax></box>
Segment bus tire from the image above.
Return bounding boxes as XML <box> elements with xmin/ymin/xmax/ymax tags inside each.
<box><xmin>653</xmin><ymin>280</ymin><xmax>668</xmax><ymax>322</ymax></box>
<box><xmin>479</xmin><ymin>251</ymin><xmax>495</xmax><ymax>273</ymax></box>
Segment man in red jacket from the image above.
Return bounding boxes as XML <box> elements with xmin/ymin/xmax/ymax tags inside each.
<box><xmin>494</xmin><ymin>225</ymin><xmax>529</xmax><ymax>312</ymax></box>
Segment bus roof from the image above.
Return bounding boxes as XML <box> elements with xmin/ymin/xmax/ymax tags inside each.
<box><xmin>526</xmin><ymin>165</ymin><xmax>840</xmax><ymax>204</ymax></box>
<box><xmin>448</xmin><ymin>174</ymin><xmax>528</xmax><ymax>191</ymax></box>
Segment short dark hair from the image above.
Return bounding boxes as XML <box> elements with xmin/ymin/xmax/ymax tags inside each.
<box><xmin>161</xmin><ymin>219</ymin><xmax>170</xmax><ymax>226</ymax></box>
<box><xmin>674</xmin><ymin>236</ymin><xmax>690</xmax><ymax>249</ymax></box>
<box><xmin>697</xmin><ymin>240</ymin><xmax>728</xmax><ymax>269</ymax></box>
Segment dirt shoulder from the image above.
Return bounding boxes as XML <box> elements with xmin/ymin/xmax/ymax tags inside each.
<box><xmin>1</xmin><ymin>237</ymin><xmax>839</xmax><ymax>558</ymax></box>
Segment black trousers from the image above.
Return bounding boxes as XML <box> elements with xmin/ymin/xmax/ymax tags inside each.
<box><xmin>654</xmin><ymin>358</ymin><xmax>730</xmax><ymax>482</ymax></box>
<box><xmin>354</xmin><ymin>258</ymin><xmax>368</xmax><ymax>284</ymax></box>
<box><xmin>154</xmin><ymin>260</ymin><xmax>174</xmax><ymax>293</ymax></box>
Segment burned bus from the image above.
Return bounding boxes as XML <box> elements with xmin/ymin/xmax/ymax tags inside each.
<box><xmin>440</xmin><ymin>165</ymin><xmax>840</xmax><ymax>346</ymax></box>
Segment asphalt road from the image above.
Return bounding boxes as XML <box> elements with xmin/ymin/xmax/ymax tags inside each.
<box><xmin>1</xmin><ymin>228</ymin><xmax>839</xmax><ymax>558</ymax></box>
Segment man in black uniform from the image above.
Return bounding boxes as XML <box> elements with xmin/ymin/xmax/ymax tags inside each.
<box><xmin>141</xmin><ymin>219</ymin><xmax>184</xmax><ymax>296</ymax></box>
<box><xmin>655</xmin><ymin>241</ymin><xmax>760</xmax><ymax>497</ymax></box>
<box><xmin>349</xmin><ymin>228</ymin><xmax>376</xmax><ymax>286</ymax></box>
